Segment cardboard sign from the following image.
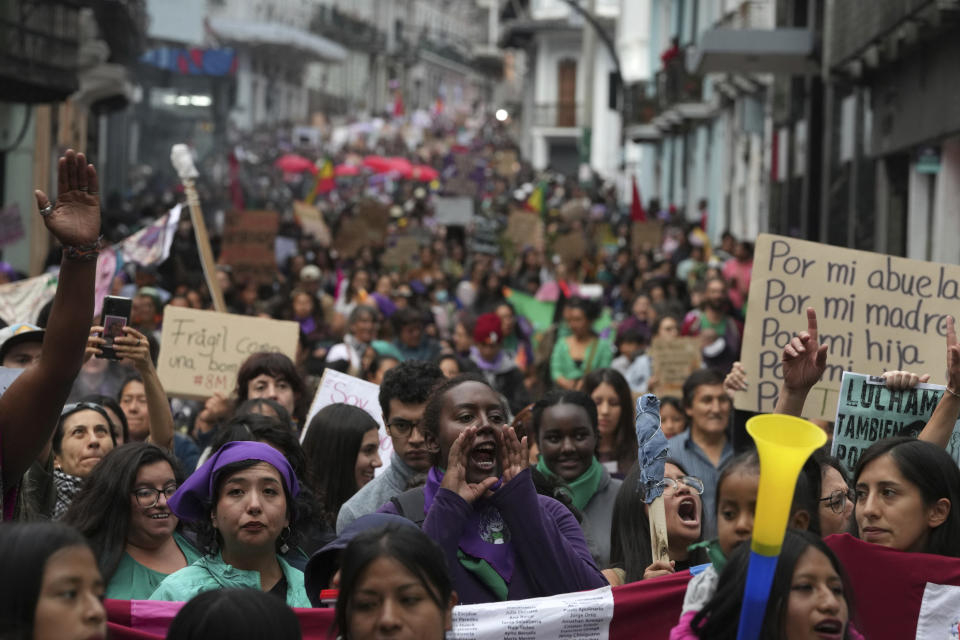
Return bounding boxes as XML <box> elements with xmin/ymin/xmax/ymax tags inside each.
<box><xmin>553</xmin><ymin>232</ymin><xmax>587</xmax><ymax>263</ymax></box>
<box><xmin>492</xmin><ymin>149</ymin><xmax>519</xmax><ymax>178</ymax></box>
<box><xmin>355</xmin><ymin>199</ymin><xmax>390</xmax><ymax>236</ymax></box>
<box><xmin>434</xmin><ymin>196</ymin><xmax>473</xmax><ymax>226</ymax></box>
<box><xmin>293</xmin><ymin>201</ymin><xmax>332</xmax><ymax>246</ymax></box>
<box><xmin>444</xmin><ymin>176</ymin><xmax>476</xmax><ymax>198</ymax></box>
<box><xmin>649</xmin><ymin>337</ymin><xmax>702</xmax><ymax>397</ymax></box>
<box><xmin>737</xmin><ymin>234</ymin><xmax>960</xmax><ymax>420</ymax></box>
<box><xmin>219</xmin><ymin>210</ymin><xmax>279</xmax><ymax>284</ymax></box>
<box><xmin>333</xmin><ymin>216</ymin><xmax>369</xmax><ymax>257</ymax></box>
<box><xmin>505</xmin><ymin>209</ymin><xmax>545</xmax><ymax>252</ymax></box>
<box><xmin>158</xmin><ymin>306</ymin><xmax>299</xmax><ymax>400</ymax></box>
<box><xmin>831</xmin><ymin>372</ymin><xmax>960</xmax><ymax>472</ymax></box>
<box><xmin>631</xmin><ymin>221</ymin><xmax>663</xmax><ymax>251</ymax></box>
<box><xmin>381</xmin><ymin>235</ymin><xmax>421</xmax><ymax>269</ymax></box>
<box><xmin>301</xmin><ymin>369</ymin><xmax>393</xmax><ymax>472</ymax></box>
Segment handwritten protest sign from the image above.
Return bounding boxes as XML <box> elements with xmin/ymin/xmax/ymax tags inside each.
<box><xmin>504</xmin><ymin>208</ymin><xmax>545</xmax><ymax>253</ymax></box>
<box><xmin>335</xmin><ymin>201</ymin><xmax>390</xmax><ymax>256</ymax></box>
<box><xmin>434</xmin><ymin>196</ymin><xmax>473</xmax><ymax>227</ymax></box>
<box><xmin>158</xmin><ymin>306</ymin><xmax>298</xmax><ymax>400</ymax></box>
<box><xmin>631</xmin><ymin>221</ymin><xmax>662</xmax><ymax>252</ymax></box>
<box><xmin>0</xmin><ymin>203</ymin><xmax>24</xmax><ymax>246</ymax></box>
<box><xmin>301</xmin><ymin>369</ymin><xmax>393</xmax><ymax>472</ymax></box>
<box><xmin>293</xmin><ymin>201</ymin><xmax>331</xmax><ymax>246</ymax></box>
<box><xmin>649</xmin><ymin>337</ymin><xmax>702</xmax><ymax>397</ymax></box>
<box><xmin>831</xmin><ymin>372</ymin><xmax>960</xmax><ymax>471</ymax></box>
<box><xmin>219</xmin><ymin>210</ymin><xmax>279</xmax><ymax>284</ymax></box>
<box><xmin>737</xmin><ymin>234</ymin><xmax>960</xmax><ymax>420</ymax></box>
<box><xmin>553</xmin><ymin>232</ymin><xmax>587</xmax><ymax>264</ymax></box>
<box><xmin>381</xmin><ymin>235</ymin><xmax>421</xmax><ymax>269</ymax></box>
<box><xmin>492</xmin><ymin>149</ymin><xmax>519</xmax><ymax>178</ymax></box>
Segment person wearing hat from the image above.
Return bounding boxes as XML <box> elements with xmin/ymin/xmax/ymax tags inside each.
<box><xmin>304</xmin><ymin>513</ymin><xmax>418</xmax><ymax>605</ymax></box>
<box><xmin>0</xmin><ymin>323</ymin><xmax>45</xmax><ymax>369</ymax></box>
<box><xmin>2</xmin><ymin>149</ymin><xmax>102</xmax><ymax>522</ymax></box>
<box><xmin>468</xmin><ymin>313</ymin><xmax>531</xmax><ymax>415</ymax></box>
<box><xmin>150</xmin><ymin>441</ymin><xmax>310</xmax><ymax>607</ymax></box>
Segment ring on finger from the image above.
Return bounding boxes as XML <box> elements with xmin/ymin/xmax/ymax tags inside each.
<box><xmin>79</xmin><ymin>186</ymin><xmax>89</xmax><ymax>192</ymax></box>
<box><xmin>40</xmin><ymin>204</ymin><xmax>54</xmax><ymax>217</ymax></box>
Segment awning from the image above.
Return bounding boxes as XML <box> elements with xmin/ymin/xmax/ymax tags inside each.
<box><xmin>690</xmin><ymin>28</ymin><xmax>817</xmax><ymax>75</ymax></box>
<box><xmin>208</xmin><ymin>18</ymin><xmax>347</xmax><ymax>62</ymax></box>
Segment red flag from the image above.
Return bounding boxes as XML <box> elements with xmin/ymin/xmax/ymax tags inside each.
<box><xmin>630</xmin><ymin>176</ymin><xmax>646</xmax><ymax>222</ymax></box>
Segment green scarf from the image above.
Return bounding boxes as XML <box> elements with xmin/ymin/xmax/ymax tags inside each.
<box><xmin>536</xmin><ymin>456</ymin><xmax>604</xmax><ymax>512</ymax></box>
<box><xmin>458</xmin><ymin>550</ymin><xmax>509</xmax><ymax>600</ymax></box>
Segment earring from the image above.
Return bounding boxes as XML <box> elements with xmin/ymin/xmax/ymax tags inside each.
<box><xmin>279</xmin><ymin>526</ymin><xmax>291</xmax><ymax>554</ymax></box>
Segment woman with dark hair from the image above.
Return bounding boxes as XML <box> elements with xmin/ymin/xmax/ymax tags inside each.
<box><xmin>333</xmin><ymin>525</ymin><xmax>456</xmax><ymax>640</ymax></box>
<box><xmin>582</xmin><ymin>368</ymin><xmax>636</xmax><ymax>475</ymax></box>
<box><xmin>302</xmin><ymin>404</ymin><xmax>382</xmax><ymax>530</ymax></box>
<box><xmin>530</xmin><ymin>390</ymin><xmax>622</xmax><ymax>567</ymax></box>
<box><xmin>150</xmin><ymin>441</ymin><xmax>311</xmax><ymax>606</ymax></box>
<box><xmin>607</xmin><ymin>461</ymin><xmax>706</xmax><ymax>585</ymax></box>
<box><xmin>28</xmin><ymin>402</ymin><xmax>118</xmax><ymax>520</ymax></box>
<box><xmin>381</xmin><ymin>374</ymin><xmax>606</xmax><ymax>603</ymax></box>
<box><xmin>659</xmin><ymin>395</ymin><xmax>687</xmax><ymax>438</ymax></box>
<box><xmin>853</xmin><ymin>437</ymin><xmax>960</xmax><ymax>557</ymax></box>
<box><xmin>495</xmin><ymin>301</ymin><xmax>534</xmax><ymax>372</ymax></box>
<box><xmin>814</xmin><ymin>451</ymin><xmax>854</xmax><ymax>537</ymax></box>
<box><xmin>235</xmin><ymin>397</ymin><xmax>294</xmax><ymax>430</ymax></box>
<box><xmin>235</xmin><ymin>352</ymin><xmax>306</xmax><ymax>425</ymax></box>
<box><xmin>550</xmin><ymin>297</ymin><xmax>613</xmax><ymax>390</ymax></box>
<box><xmin>61</xmin><ymin>442</ymin><xmax>201</xmax><ymax>599</ymax></box>
<box><xmin>203</xmin><ymin>413</ymin><xmax>306</xmax><ymax>478</ymax></box>
<box><xmin>682</xmin><ymin>530</ymin><xmax>857</xmax><ymax>639</ymax></box>
<box><xmin>166</xmin><ymin>588</ymin><xmax>302</xmax><ymax>640</ymax></box>
<box><xmin>81</xmin><ymin>394</ymin><xmax>129</xmax><ymax>445</ymax></box>
<box><xmin>0</xmin><ymin>521</ymin><xmax>107</xmax><ymax>640</ymax></box>
<box><xmin>117</xmin><ymin>373</ymin><xmax>189</xmax><ymax>470</ymax></box>
<box><xmin>327</xmin><ymin>305</ymin><xmax>379</xmax><ymax>377</ymax></box>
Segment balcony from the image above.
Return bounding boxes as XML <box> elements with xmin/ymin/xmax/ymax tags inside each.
<box><xmin>472</xmin><ymin>43</ymin><xmax>504</xmax><ymax>77</ymax></box>
<box><xmin>531</xmin><ymin>102</ymin><xmax>583</xmax><ymax>128</ymax></box>
<box><xmin>310</xmin><ymin>6</ymin><xmax>386</xmax><ymax>53</ymax></box>
<box><xmin>0</xmin><ymin>2</ymin><xmax>81</xmax><ymax>103</ymax></box>
<box><xmin>624</xmin><ymin>80</ymin><xmax>661</xmax><ymax>142</ymax></box>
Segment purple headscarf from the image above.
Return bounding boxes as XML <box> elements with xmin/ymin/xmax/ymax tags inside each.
<box><xmin>168</xmin><ymin>441</ymin><xmax>300</xmax><ymax>522</ymax></box>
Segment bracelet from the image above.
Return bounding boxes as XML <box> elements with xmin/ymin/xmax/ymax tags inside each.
<box><xmin>946</xmin><ymin>386</ymin><xmax>960</xmax><ymax>399</ymax></box>
<box><xmin>63</xmin><ymin>236</ymin><xmax>103</xmax><ymax>262</ymax></box>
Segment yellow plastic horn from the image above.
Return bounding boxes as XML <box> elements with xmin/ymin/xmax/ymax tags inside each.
<box><xmin>747</xmin><ymin>414</ymin><xmax>827</xmax><ymax>556</ymax></box>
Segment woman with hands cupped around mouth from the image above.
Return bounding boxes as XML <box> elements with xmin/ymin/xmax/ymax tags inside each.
<box><xmin>379</xmin><ymin>374</ymin><xmax>607</xmax><ymax>604</ymax></box>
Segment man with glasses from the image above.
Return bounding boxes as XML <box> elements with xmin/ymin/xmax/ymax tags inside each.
<box><xmin>335</xmin><ymin>360</ymin><xmax>445</xmax><ymax>534</ymax></box>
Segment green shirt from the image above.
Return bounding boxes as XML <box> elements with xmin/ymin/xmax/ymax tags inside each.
<box><xmin>106</xmin><ymin>532</ymin><xmax>202</xmax><ymax>600</ymax></box>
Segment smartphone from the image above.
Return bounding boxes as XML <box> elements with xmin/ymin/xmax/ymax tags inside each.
<box><xmin>97</xmin><ymin>296</ymin><xmax>133</xmax><ymax>360</ymax></box>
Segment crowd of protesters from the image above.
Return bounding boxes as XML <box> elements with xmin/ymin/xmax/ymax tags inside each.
<box><xmin>1</xmin><ymin>124</ymin><xmax>959</xmax><ymax>640</ymax></box>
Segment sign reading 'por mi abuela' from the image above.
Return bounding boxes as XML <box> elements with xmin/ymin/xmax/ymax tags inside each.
<box><xmin>737</xmin><ymin>234</ymin><xmax>960</xmax><ymax>421</ymax></box>
<box><xmin>158</xmin><ymin>306</ymin><xmax>299</xmax><ymax>399</ymax></box>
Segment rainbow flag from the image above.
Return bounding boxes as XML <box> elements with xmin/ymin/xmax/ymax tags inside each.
<box><xmin>525</xmin><ymin>182</ymin><xmax>546</xmax><ymax>216</ymax></box>
<box><xmin>305</xmin><ymin>160</ymin><xmax>335</xmax><ymax>203</ymax></box>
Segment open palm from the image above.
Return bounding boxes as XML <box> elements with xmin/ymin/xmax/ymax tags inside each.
<box><xmin>34</xmin><ymin>150</ymin><xmax>101</xmax><ymax>248</ymax></box>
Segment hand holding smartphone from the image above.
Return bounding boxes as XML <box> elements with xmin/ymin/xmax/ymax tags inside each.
<box><xmin>97</xmin><ymin>296</ymin><xmax>133</xmax><ymax>360</ymax></box>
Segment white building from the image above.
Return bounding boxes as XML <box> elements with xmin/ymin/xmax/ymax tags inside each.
<box><xmin>501</xmin><ymin>0</ymin><xmax>623</xmax><ymax>179</ymax></box>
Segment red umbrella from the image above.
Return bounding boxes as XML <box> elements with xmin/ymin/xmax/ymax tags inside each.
<box><xmin>274</xmin><ymin>153</ymin><xmax>317</xmax><ymax>174</ymax></box>
<box><xmin>410</xmin><ymin>164</ymin><xmax>439</xmax><ymax>182</ymax></box>
<box><xmin>362</xmin><ymin>155</ymin><xmax>394</xmax><ymax>173</ymax></box>
<box><xmin>386</xmin><ymin>157</ymin><xmax>414</xmax><ymax>178</ymax></box>
<box><xmin>334</xmin><ymin>164</ymin><xmax>360</xmax><ymax>177</ymax></box>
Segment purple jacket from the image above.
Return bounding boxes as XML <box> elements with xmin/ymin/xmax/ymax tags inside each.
<box><xmin>380</xmin><ymin>468</ymin><xmax>606</xmax><ymax>604</ymax></box>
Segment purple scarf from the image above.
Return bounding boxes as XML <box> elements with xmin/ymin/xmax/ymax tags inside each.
<box><xmin>469</xmin><ymin>346</ymin><xmax>505</xmax><ymax>373</ymax></box>
<box><xmin>424</xmin><ymin>467</ymin><xmax>514</xmax><ymax>583</ymax></box>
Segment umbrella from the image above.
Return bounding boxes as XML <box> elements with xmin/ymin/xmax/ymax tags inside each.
<box><xmin>410</xmin><ymin>164</ymin><xmax>439</xmax><ymax>182</ymax></box>
<box><xmin>274</xmin><ymin>153</ymin><xmax>317</xmax><ymax>174</ymax></box>
<box><xmin>334</xmin><ymin>164</ymin><xmax>360</xmax><ymax>177</ymax></box>
<box><xmin>386</xmin><ymin>157</ymin><xmax>414</xmax><ymax>178</ymax></box>
<box><xmin>362</xmin><ymin>155</ymin><xmax>394</xmax><ymax>173</ymax></box>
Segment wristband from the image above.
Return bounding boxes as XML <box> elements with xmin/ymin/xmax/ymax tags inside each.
<box><xmin>63</xmin><ymin>236</ymin><xmax>103</xmax><ymax>262</ymax></box>
<box><xmin>946</xmin><ymin>386</ymin><xmax>960</xmax><ymax>399</ymax></box>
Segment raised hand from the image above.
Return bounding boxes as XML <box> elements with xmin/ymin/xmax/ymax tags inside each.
<box><xmin>781</xmin><ymin>307</ymin><xmax>828</xmax><ymax>392</ymax></box>
<box><xmin>724</xmin><ymin>361</ymin><xmax>748</xmax><ymax>399</ymax></box>
<box><xmin>84</xmin><ymin>326</ymin><xmax>106</xmax><ymax>363</ymax></box>
<box><xmin>113</xmin><ymin>327</ymin><xmax>155</xmax><ymax>374</ymax></box>
<box><xmin>498</xmin><ymin>425</ymin><xmax>529</xmax><ymax>487</ymax></box>
<box><xmin>34</xmin><ymin>150</ymin><xmax>101</xmax><ymax>249</ymax></box>
<box><xmin>882</xmin><ymin>370</ymin><xmax>930</xmax><ymax>390</ymax></box>
<box><xmin>440</xmin><ymin>427</ymin><xmax>499</xmax><ymax>504</ymax></box>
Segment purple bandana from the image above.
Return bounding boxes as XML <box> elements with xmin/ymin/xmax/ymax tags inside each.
<box><xmin>424</xmin><ymin>467</ymin><xmax>514</xmax><ymax>583</ymax></box>
<box><xmin>168</xmin><ymin>441</ymin><xmax>300</xmax><ymax>522</ymax></box>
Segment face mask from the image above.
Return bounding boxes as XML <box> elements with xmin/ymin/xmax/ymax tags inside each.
<box><xmin>434</xmin><ymin>290</ymin><xmax>448</xmax><ymax>303</ymax></box>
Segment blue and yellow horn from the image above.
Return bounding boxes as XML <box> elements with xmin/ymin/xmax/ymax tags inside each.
<box><xmin>736</xmin><ymin>414</ymin><xmax>826</xmax><ymax>640</ymax></box>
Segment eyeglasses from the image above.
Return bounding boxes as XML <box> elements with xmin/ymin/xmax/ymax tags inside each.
<box><xmin>132</xmin><ymin>485</ymin><xmax>178</xmax><ymax>508</ymax></box>
<box><xmin>662</xmin><ymin>476</ymin><xmax>705</xmax><ymax>495</ymax></box>
<box><xmin>819</xmin><ymin>489</ymin><xmax>856</xmax><ymax>514</ymax></box>
<box><xmin>386</xmin><ymin>419</ymin><xmax>423</xmax><ymax>439</ymax></box>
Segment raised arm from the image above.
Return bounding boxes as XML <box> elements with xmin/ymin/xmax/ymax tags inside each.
<box><xmin>0</xmin><ymin>150</ymin><xmax>100</xmax><ymax>488</ymax></box>
<box><xmin>774</xmin><ymin>307</ymin><xmax>828</xmax><ymax>416</ymax></box>
<box><xmin>920</xmin><ymin>316</ymin><xmax>960</xmax><ymax>450</ymax></box>
<box><xmin>113</xmin><ymin>326</ymin><xmax>175</xmax><ymax>450</ymax></box>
